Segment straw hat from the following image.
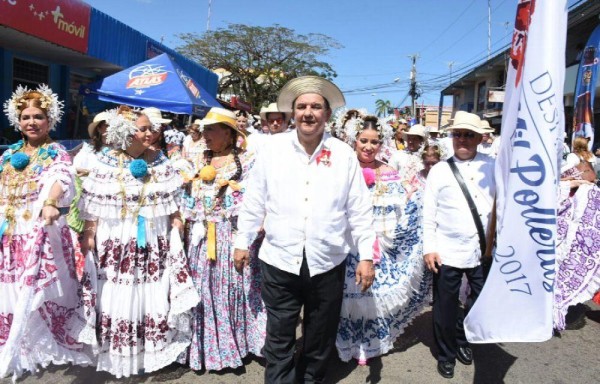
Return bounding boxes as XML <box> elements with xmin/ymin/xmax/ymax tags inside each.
<box><xmin>428</xmin><ymin>125</ymin><xmax>440</xmax><ymax>133</ymax></box>
<box><xmin>478</xmin><ymin>119</ymin><xmax>495</xmax><ymax>133</ymax></box>
<box><xmin>403</xmin><ymin>124</ymin><xmax>428</xmax><ymax>139</ymax></box>
<box><xmin>259</xmin><ymin>102</ymin><xmax>286</xmax><ymax>120</ymax></box>
<box><xmin>446</xmin><ymin>111</ymin><xmax>488</xmax><ymax>134</ymax></box>
<box><xmin>398</xmin><ymin>118</ymin><xmax>408</xmax><ymax>125</ymax></box>
<box><xmin>277</xmin><ymin>76</ymin><xmax>345</xmax><ymax>113</ymax></box>
<box><xmin>142</xmin><ymin>107</ymin><xmax>172</xmax><ymax>125</ymax></box>
<box><xmin>87</xmin><ymin>111</ymin><xmax>110</xmax><ymax>137</ymax></box>
<box><xmin>198</xmin><ymin>107</ymin><xmax>247</xmax><ymax>145</ymax></box>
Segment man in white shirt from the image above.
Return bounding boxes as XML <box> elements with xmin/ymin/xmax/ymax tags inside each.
<box><xmin>248</xmin><ymin>103</ymin><xmax>292</xmax><ymax>155</ymax></box>
<box><xmin>423</xmin><ymin>111</ymin><xmax>496</xmax><ymax>379</ymax></box>
<box><xmin>260</xmin><ymin>102</ymin><xmax>290</xmax><ymax>134</ymax></box>
<box><xmin>476</xmin><ymin>119</ymin><xmax>498</xmax><ymax>157</ymax></box>
<box><xmin>233</xmin><ymin>76</ymin><xmax>376</xmax><ymax>384</ymax></box>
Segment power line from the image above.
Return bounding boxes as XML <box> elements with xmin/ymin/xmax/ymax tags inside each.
<box><xmin>419</xmin><ymin>0</ymin><xmax>509</xmax><ymax>67</ymax></box>
<box><xmin>418</xmin><ymin>0</ymin><xmax>478</xmax><ymax>55</ymax></box>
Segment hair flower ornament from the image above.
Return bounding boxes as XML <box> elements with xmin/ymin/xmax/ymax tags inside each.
<box><xmin>105</xmin><ymin>107</ymin><xmax>138</xmax><ymax>150</ymax></box>
<box><xmin>130</xmin><ymin>159</ymin><xmax>149</xmax><ymax>178</ymax></box>
<box><xmin>316</xmin><ymin>147</ymin><xmax>332</xmax><ymax>167</ymax></box>
<box><xmin>3</xmin><ymin>84</ymin><xmax>64</xmax><ymax>131</ymax></box>
<box><xmin>332</xmin><ymin>108</ymin><xmax>394</xmax><ymax>147</ymax></box>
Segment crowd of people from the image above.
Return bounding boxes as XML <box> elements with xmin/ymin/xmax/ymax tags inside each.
<box><xmin>0</xmin><ymin>77</ymin><xmax>598</xmax><ymax>383</ymax></box>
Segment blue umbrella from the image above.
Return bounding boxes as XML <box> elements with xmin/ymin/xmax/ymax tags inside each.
<box><xmin>80</xmin><ymin>53</ymin><xmax>220</xmax><ymax>115</ymax></box>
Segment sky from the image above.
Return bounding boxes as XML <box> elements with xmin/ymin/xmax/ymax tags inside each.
<box><xmin>86</xmin><ymin>0</ymin><xmax>583</xmax><ymax>114</ymax></box>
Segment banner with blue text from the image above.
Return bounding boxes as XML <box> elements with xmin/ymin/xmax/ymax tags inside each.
<box><xmin>464</xmin><ymin>0</ymin><xmax>566</xmax><ymax>343</ymax></box>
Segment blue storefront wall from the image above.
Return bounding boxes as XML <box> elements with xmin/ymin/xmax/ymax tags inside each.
<box><xmin>87</xmin><ymin>8</ymin><xmax>217</xmax><ymax>96</ymax></box>
<box><xmin>1</xmin><ymin>6</ymin><xmax>217</xmax><ymax>142</ymax></box>
<box><xmin>0</xmin><ymin>46</ymin><xmax>72</xmax><ymax>141</ymax></box>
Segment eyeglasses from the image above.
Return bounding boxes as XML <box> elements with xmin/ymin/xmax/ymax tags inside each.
<box><xmin>268</xmin><ymin>118</ymin><xmax>284</xmax><ymax>124</ymax></box>
<box><xmin>423</xmin><ymin>161</ymin><xmax>439</xmax><ymax>166</ymax></box>
<box><xmin>452</xmin><ymin>132</ymin><xmax>477</xmax><ymax>139</ymax></box>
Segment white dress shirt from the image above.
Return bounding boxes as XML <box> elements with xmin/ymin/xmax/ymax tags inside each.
<box><xmin>245</xmin><ymin>132</ymin><xmax>267</xmax><ymax>155</ymax></box>
<box><xmin>422</xmin><ymin>153</ymin><xmax>496</xmax><ymax>268</ymax></box>
<box><xmin>235</xmin><ymin>131</ymin><xmax>376</xmax><ymax>277</ymax></box>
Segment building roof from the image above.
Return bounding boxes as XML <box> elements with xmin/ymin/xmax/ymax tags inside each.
<box><xmin>441</xmin><ymin>0</ymin><xmax>600</xmax><ymax>97</ymax></box>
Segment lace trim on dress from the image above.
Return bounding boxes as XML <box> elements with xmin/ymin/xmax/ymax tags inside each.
<box><xmin>79</xmin><ymin>151</ymin><xmax>182</xmax><ymax>220</ymax></box>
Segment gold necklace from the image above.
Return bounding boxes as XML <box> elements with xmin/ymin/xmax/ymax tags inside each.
<box><xmin>1</xmin><ymin>142</ymin><xmax>53</xmax><ymax>237</ymax></box>
<box><xmin>116</xmin><ymin>152</ymin><xmax>149</xmax><ymax>220</ymax></box>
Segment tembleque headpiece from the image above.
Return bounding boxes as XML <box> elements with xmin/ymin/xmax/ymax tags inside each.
<box><xmin>3</xmin><ymin>84</ymin><xmax>64</xmax><ymax>131</ymax></box>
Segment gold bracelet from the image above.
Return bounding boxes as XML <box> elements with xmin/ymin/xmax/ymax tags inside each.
<box><xmin>43</xmin><ymin>198</ymin><xmax>59</xmax><ymax>208</ymax></box>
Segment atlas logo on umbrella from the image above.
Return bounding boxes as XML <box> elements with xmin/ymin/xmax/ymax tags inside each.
<box><xmin>126</xmin><ymin>64</ymin><xmax>169</xmax><ymax>89</ymax></box>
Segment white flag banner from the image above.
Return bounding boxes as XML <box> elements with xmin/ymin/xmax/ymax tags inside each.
<box><xmin>464</xmin><ymin>0</ymin><xmax>567</xmax><ymax>343</ymax></box>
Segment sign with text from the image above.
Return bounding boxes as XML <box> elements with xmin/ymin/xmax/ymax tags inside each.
<box><xmin>0</xmin><ymin>0</ymin><xmax>91</xmax><ymax>53</ymax></box>
<box><xmin>465</xmin><ymin>0</ymin><xmax>566</xmax><ymax>343</ymax></box>
<box><xmin>488</xmin><ymin>90</ymin><xmax>505</xmax><ymax>103</ymax></box>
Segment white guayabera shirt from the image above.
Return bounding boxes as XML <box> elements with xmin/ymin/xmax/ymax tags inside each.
<box><xmin>234</xmin><ymin>131</ymin><xmax>376</xmax><ymax>277</ymax></box>
<box><xmin>423</xmin><ymin>153</ymin><xmax>496</xmax><ymax>269</ymax></box>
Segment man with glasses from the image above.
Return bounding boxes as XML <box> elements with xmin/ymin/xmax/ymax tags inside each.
<box><xmin>422</xmin><ymin>111</ymin><xmax>496</xmax><ymax>379</ymax></box>
<box><xmin>248</xmin><ymin>103</ymin><xmax>292</xmax><ymax>154</ymax></box>
<box><xmin>260</xmin><ymin>102</ymin><xmax>290</xmax><ymax>134</ymax></box>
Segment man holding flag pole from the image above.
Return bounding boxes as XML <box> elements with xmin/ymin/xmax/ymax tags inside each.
<box><xmin>423</xmin><ymin>111</ymin><xmax>496</xmax><ymax>379</ymax></box>
<box><xmin>464</xmin><ymin>0</ymin><xmax>567</xmax><ymax>346</ymax></box>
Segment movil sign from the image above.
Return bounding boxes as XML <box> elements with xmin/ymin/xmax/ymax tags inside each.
<box><xmin>126</xmin><ymin>65</ymin><xmax>169</xmax><ymax>89</ymax></box>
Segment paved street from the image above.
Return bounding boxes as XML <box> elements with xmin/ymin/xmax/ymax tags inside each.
<box><xmin>3</xmin><ymin>301</ymin><xmax>599</xmax><ymax>384</ymax></box>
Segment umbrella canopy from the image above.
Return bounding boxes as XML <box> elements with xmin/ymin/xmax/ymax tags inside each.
<box><xmin>81</xmin><ymin>53</ymin><xmax>220</xmax><ymax>115</ymax></box>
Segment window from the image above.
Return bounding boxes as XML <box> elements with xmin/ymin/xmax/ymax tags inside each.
<box><xmin>477</xmin><ymin>81</ymin><xmax>487</xmax><ymax>112</ymax></box>
<box><xmin>13</xmin><ymin>58</ymin><xmax>48</xmax><ymax>89</ymax></box>
<box><xmin>69</xmin><ymin>73</ymin><xmax>95</xmax><ymax>138</ymax></box>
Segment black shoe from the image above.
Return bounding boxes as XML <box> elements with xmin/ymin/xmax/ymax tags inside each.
<box><xmin>437</xmin><ymin>361</ymin><xmax>455</xmax><ymax>379</ymax></box>
<box><xmin>457</xmin><ymin>346</ymin><xmax>473</xmax><ymax>365</ymax></box>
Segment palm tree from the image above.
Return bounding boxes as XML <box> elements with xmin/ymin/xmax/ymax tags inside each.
<box><xmin>375</xmin><ymin>99</ymin><xmax>392</xmax><ymax>117</ymax></box>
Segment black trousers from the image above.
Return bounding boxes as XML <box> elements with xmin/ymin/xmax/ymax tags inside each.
<box><xmin>260</xmin><ymin>257</ymin><xmax>346</xmax><ymax>384</ymax></box>
<box><xmin>432</xmin><ymin>264</ymin><xmax>484</xmax><ymax>363</ymax></box>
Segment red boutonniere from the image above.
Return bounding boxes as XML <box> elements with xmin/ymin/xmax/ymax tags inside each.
<box><xmin>316</xmin><ymin>147</ymin><xmax>332</xmax><ymax>167</ymax></box>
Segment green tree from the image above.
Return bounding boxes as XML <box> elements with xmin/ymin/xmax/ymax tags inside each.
<box><xmin>375</xmin><ymin>99</ymin><xmax>392</xmax><ymax>117</ymax></box>
<box><xmin>177</xmin><ymin>24</ymin><xmax>342</xmax><ymax>111</ymax></box>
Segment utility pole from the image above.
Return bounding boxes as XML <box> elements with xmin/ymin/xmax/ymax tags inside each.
<box><xmin>447</xmin><ymin>61</ymin><xmax>455</xmax><ymax>86</ymax></box>
<box><xmin>408</xmin><ymin>54</ymin><xmax>419</xmax><ymax>118</ymax></box>
<box><xmin>488</xmin><ymin>0</ymin><xmax>491</xmax><ymax>61</ymax></box>
<box><xmin>207</xmin><ymin>0</ymin><xmax>213</xmax><ymax>31</ymax></box>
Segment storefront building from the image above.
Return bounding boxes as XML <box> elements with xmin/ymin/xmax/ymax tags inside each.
<box><xmin>0</xmin><ymin>0</ymin><xmax>217</xmax><ymax>142</ymax></box>
<box><xmin>440</xmin><ymin>0</ymin><xmax>600</xmax><ymax>136</ymax></box>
